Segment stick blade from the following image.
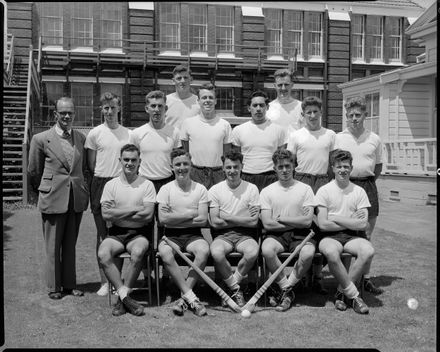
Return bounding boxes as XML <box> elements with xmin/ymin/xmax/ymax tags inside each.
<box><xmin>225</xmin><ymin>298</ymin><xmax>242</xmax><ymax>313</ymax></box>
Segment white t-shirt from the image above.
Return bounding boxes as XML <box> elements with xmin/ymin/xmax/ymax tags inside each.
<box><xmin>100</xmin><ymin>175</ymin><xmax>156</xmax><ymax>228</ymax></box>
<box><xmin>180</xmin><ymin>115</ymin><xmax>232</xmax><ymax>167</ymax></box>
<box><xmin>315</xmin><ymin>180</ymin><xmax>371</xmax><ymax>219</ymax></box>
<box><xmin>208</xmin><ymin>180</ymin><xmax>260</xmax><ymax>218</ymax></box>
<box><xmin>231</xmin><ymin>120</ymin><xmax>287</xmax><ymax>174</ymax></box>
<box><xmin>165</xmin><ymin>92</ymin><xmax>200</xmax><ymax>130</ymax></box>
<box><xmin>84</xmin><ymin>123</ymin><xmax>131</xmax><ymax>177</ymax></box>
<box><xmin>130</xmin><ymin>123</ymin><xmax>181</xmax><ymax>180</ymax></box>
<box><xmin>156</xmin><ymin>180</ymin><xmax>209</xmax><ymax>228</ymax></box>
<box><xmin>266</xmin><ymin>98</ymin><xmax>303</xmax><ymax>134</ymax></box>
<box><xmin>260</xmin><ymin>181</ymin><xmax>315</xmax><ymax>218</ymax></box>
<box><xmin>287</xmin><ymin>127</ymin><xmax>336</xmax><ymax>175</ymax></box>
<box><xmin>334</xmin><ymin>129</ymin><xmax>383</xmax><ymax>177</ymax></box>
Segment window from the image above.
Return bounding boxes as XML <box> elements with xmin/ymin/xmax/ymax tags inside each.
<box><xmin>303</xmin><ymin>90</ymin><xmax>322</xmax><ymax>100</ymax></box>
<box><xmin>41</xmin><ymin>82</ymin><xmax>64</xmax><ymax>126</ymax></box>
<box><xmin>39</xmin><ymin>3</ymin><xmax>63</xmax><ymax>46</ymax></box>
<box><xmin>72</xmin><ymin>3</ymin><xmax>93</xmax><ymax>48</ymax></box>
<box><xmin>370</xmin><ymin>16</ymin><xmax>383</xmax><ymax>61</ymax></box>
<box><xmin>286</xmin><ymin>12</ymin><xmax>303</xmax><ymax>58</ymax></box>
<box><xmin>100</xmin><ymin>4</ymin><xmax>123</xmax><ymax>49</ymax></box>
<box><xmin>388</xmin><ymin>17</ymin><xmax>402</xmax><ymax>62</ymax></box>
<box><xmin>365</xmin><ymin>92</ymin><xmax>380</xmax><ymax>134</ymax></box>
<box><xmin>352</xmin><ymin>15</ymin><xmax>365</xmax><ymax>61</ymax></box>
<box><xmin>265</xmin><ymin>9</ymin><xmax>283</xmax><ymax>55</ymax></box>
<box><xmin>216</xmin><ymin>87</ymin><xmax>234</xmax><ymax>111</ymax></box>
<box><xmin>216</xmin><ymin>6</ymin><xmax>234</xmax><ymax>53</ymax></box>
<box><xmin>308</xmin><ymin>13</ymin><xmax>323</xmax><ymax>58</ymax></box>
<box><xmin>71</xmin><ymin>83</ymin><xmax>94</xmax><ymax>126</ymax></box>
<box><xmin>159</xmin><ymin>3</ymin><xmax>180</xmax><ymax>50</ymax></box>
<box><xmin>188</xmin><ymin>5</ymin><xmax>208</xmax><ymax>53</ymax></box>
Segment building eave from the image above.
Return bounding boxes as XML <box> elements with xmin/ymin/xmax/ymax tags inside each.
<box><xmin>379</xmin><ymin>61</ymin><xmax>436</xmax><ymax>84</ymax></box>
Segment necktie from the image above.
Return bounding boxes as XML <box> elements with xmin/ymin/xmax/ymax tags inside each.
<box><xmin>60</xmin><ymin>130</ymin><xmax>74</xmax><ymax>168</ymax></box>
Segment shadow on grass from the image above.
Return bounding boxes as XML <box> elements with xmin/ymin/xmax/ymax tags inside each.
<box><xmin>3</xmin><ymin>210</ymin><xmax>13</xmax><ymax>252</ymax></box>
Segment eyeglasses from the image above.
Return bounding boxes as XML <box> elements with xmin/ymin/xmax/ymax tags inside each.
<box><xmin>56</xmin><ymin>111</ymin><xmax>75</xmax><ymax>119</ymax></box>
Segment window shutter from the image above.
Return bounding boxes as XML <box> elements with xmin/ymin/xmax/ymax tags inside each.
<box><xmin>383</xmin><ymin>16</ymin><xmax>390</xmax><ymax>64</ymax></box>
<box><xmin>402</xmin><ymin>18</ymin><xmax>408</xmax><ymax>64</ymax></box>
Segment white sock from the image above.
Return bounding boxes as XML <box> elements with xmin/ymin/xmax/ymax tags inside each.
<box><xmin>342</xmin><ymin>282</ymin><xmax>359</xmax><ymax>299</ymax></box>
<box><xmin>117</xmin><ymin>285</ymin><xmax>129</xmax><ymax>300</ymax></box>
<box><xmin>276</xmin><ymin>276</ymin><xmax>290</xmax><ymax>290</ymax></box>
<box><xmin>182</xmin><ymin>289</ymin><xmax>198</xmax><ymax>304</ymax></box>
<box><xmin>287</xmin><ymin>272</ymin><xmax>301</xmax><ymax>287</ymax></box>
<box><xmin>233</xmin><ymin>270</ymin><xmax>246</xmax><ymax>284</ymax></box>
<box><xmin>224</xmin><ymin>275</ymin><xmax>240</xmax><ymax>291</ymax></box>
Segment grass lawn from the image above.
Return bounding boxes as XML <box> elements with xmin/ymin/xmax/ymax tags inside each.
<box><xmin>2</xmin><ymin>202</ymin><xmax>436</xmax><ymax>350</ymax></box>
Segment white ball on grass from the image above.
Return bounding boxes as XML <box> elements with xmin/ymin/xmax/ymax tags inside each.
<box><xmin>407</xmin><ymin>298</ymin><xmax>419</xmax><ymax>310</ymax></box>
<box><xmin>241</xmin><ymin>309</ymin><xmax>251</xmax><ymax>318</ymax></box>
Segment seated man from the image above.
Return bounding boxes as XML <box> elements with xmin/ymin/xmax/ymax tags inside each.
<box><xmin>260</xmin><ymin>149</ymin><xmax>315</xmax><ymax>312</ymax></box>
<box><xmin>209</xmin><ymin>151</ymin><xmax>260</xmax><ymax>307</ymax></box>
<box><xmin>157</xmin><ymin>149</ymin><xmax>210</xmax><ymax>317</ymax></box>
<box><xmin>98</xmin><ymin>144</ymin><xmax>156</xmax><ymax>316</ymax></box>
<box><xmin>316</xmin><ymin>149</ymin><xmax>374</xmax><ymax>314</ymax></box>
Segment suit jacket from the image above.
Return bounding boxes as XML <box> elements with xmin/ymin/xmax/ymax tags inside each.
<box><xmin>28</xmin><ymin>126</ymin><xmax>89</xmax><ymax>214</ymax></box>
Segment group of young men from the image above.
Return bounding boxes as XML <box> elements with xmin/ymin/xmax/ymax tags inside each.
<box><xmin>28</xmin><ymin>64</ymin><xmax>384</xmax><ymax>319</ymax></box>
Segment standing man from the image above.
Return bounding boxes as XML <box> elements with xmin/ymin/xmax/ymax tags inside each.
<box><xmin>266</xmin><ymin>68</ymin><xmax>303</xmax><ymax>134</ymax></box>
<box><xmin>231</xmin><ymin>90</ymin><xmax>287</xmax><ymax>191</ymax></box>
<box><xmin>165</xmin><ymin>65</ymin><xmax>200</xmax><ymax>129</ymax></box>
<box><xmin>180</xmin><ymin>83</ymin><xmax>232</xmax><ymax>190</ymax></box>
<box><xmin>316</xmin><ymin>149</ymin><xmax>373</xmax><ymax>314</ymax></box>
<box><xmin>287</xmin><ymin>96</ymin><xmax>336</xmax><ymax>294</ymax></box>
<box><xmin>260</xmin><ymin>149</ymin><xmax>316</xmax><ymax>312</ymax></box>
<box><xmin>209</xmin><ymin>151</ymin><xmax>260</xmax><ymax>307</ymax></box>
<box><xmin>98</xmin><ymin>144</ymin><xmax>156</xmax><ymax>316</ymax></box>
<box><xmin>85</xmin><ymin>92</ymin><xmax>131</xmax><ymax>296</ymax></box>
<box><xmin>29</xmin><ymin>97</ymin><xmax>89</xmax><ymax>300</ymax></box>
<box><xmin>334</xmin><ymin>96</ymin><xmax>384</xmax><ymax>295</ymax></box>
<box><xmin>157</xmin><ymin>150</ymin><xmax>210</xmax><ymax>317</ymax></box>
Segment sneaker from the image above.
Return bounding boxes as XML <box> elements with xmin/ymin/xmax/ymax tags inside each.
<box><xmin>334</xmin><ymin>290</ymin><xmax>347</xmax><ymax>311</ymax></box>
<box><xmin>172</xmin><ymin>298</ymin><xmax>188</xmax><ymax>316</ymax></box>
<box><xmin>122</xmin><ymin>296</ymin><xmax>145</xmax><ymax>316</ymax></box>
<box><xmin>188</xmin><ymin>298</ymin><xmax>207</xmax><ymax>316</ymax></box>
<box><xmin>350</xmin><ymin>295</ymin><xmax>369</xmax><ymax>314</ymax></box>
<box><xmin>231</xmin><ymin>289</ymin><xmax>246</xmax><ymax>307</ymax></box>
<box><xmin>276</xmin><ymin>287</ymin><xmax>294</xmax><ymax>312</ymax></box>
<box><xmin>363</xmin><ymin>278</ymin><xmax>384</xmax><ymax>294</ymax></box>
<box><xmin>112</xmin><ymin>297</ymin><xmax>126</xmax><ymax>316</ymax></box>
<box><xmin>97</xmin><ymin>283</ymin><xmax>109</xmax><ymax>296</ymax></box>
<box><xmin>312</xmin><ymin>278</ymin><xmax>329</xmax><ymax>295</ymax></box>
<box><xmin>268</xmin><ymin>285</ymin><xmax>280</xmax><ymax>307</ymax></box>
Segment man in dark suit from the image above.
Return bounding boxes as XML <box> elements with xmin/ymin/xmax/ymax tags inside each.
<box><xmin>28</xmin><ymin>97</ymin><xmax>89</xmax><ymax>300</ymax></box>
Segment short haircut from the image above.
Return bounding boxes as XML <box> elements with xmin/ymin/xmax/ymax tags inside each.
<box><xmin>55</xmin><ymin>96</ymin><xmax>74</xmax><ymax>110</ymax></box>
<box><xmin>197</xmin><ymin>83</ymin><xmax>216</xmax><ymax>98</ymax></box>
<box><xmin>247</xmin><ymin>90</ymin><xmax>269</xmax><ymax>106</ymax></box>
<box><xmin>221</xmin><ymin>150</ymin><xmax>243</xmax><ymax>164</ymax></box>
<box><xmin>120</xmin><ymin>143</ymin><xmax>140</xmax><ymax>157</ymax></box>
<box><xmin>172</xmin><ymin>64</ymin><xmax>191</xmax><ymax>77</ymax></box>
<box><xmin>329</xmin><ymin>149</ymin><xmax>353</xmax><ymax>167</ymax></box>
<box><xmin>170</xmin><ymin>148</ymin><xmax>192</xmax><ymax>163</ymax></box>
<box><xmin>344</xmin><ymin>96</ymin><xmax>367</xmax><ymax>112</ymax></box>
<box><xmin>272</xmin><ymin>148</ymin><xmax>294</xmax><ymax>166</ymax></box>
<box><xmin>302</xmin><ymin>96</ymin><xmax>322</xmax><ymax>111</ymax></box>
<box><xmin>274</xmin><ymin>68</ymin><xmax>294</xmax><ymax>81</ymax></box>
<box><xmin>145</xmin><ymin>90</ymin><xmax>166</xmax><ymax>104</ymax></box>
<box><xmin>100</xmin><ymin>92</ymin><xmax>120</xmax><ymax>106</ymax></box>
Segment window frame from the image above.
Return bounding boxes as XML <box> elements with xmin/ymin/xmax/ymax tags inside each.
<box><xmin>100</xmin><ymin>4</ymin><xmax>123</xmax><ymax>51</ymax></box>
<box><xmin>188</xmin><ymin>4</ymin><xmax>208</xmax><ymax>54</ymax></box>
<box><xmin>351</xmin><ymin>15</ymin><xmax>365</xmax><ymax>62</ymax></box>
<box><xmin>364</xmin><ymin>92</ymin><xmax>380</xmax><ymax>134</ymax></box>
<box><xmin>308</xmin><ymin>12</ymin><xmax>323</xmax><ymax>59</ymax></box>
<box><xmin>369</xmin><ymin>16</ymin><xmax>384</xmax><ymax>63</ymax></box>
<box><xmin>215</xmin><ymin>6</ymin><xmax>235</xmax><ymax>54</ymax></box>
<box><xmin>71</xmin><ymin>2</ymin><xmax>94</xmax><ymax>49</ymax></box>
<box><xmin>39</xmin><ymin>3</ymin><xmax>63</xmax><ymax>47</ymax></box>
<box><xmin>388</xmin><ymin>17</ymin><xmax>402</xmax><ymax>63</ymax></box>
<box><xmin>159</xmin><ymin>3</ymin><xmax>181</xmax><ymax>53</ymax></box>
<box><xmin>265</xmin><ymin>8</ymin><xmax>283</xmax><ymax>57</ymax></box>
<box><xmin>286</xmin><ymin>11</ymin><xmax>303</xmax><ymax>59</ymax></box>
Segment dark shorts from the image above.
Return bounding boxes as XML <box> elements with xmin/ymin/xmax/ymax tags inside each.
<box><xmin>242</xmin><ymin>171</ymin><xmax>277</xmax><ymax>192</ymax></box>
<box><xmin>294</xmin><ymin>172</ymin><xmax>330</xmax><ymax>194</ymax></box>
<box><xmin>190</xmin><ymin>165</ymin><xmax>225</xmax><ymax>189</ymax></box>
<box><xmin>212</xmin><ymin>227</ymin><xmax>258</xmax><ymax>251</ymax></box>
<box><xmin>90</xmin><ymin>176</ymin><xmax>114</xmax><ymax>214</ymax></box>
<box><xmin>107</xmin><ymin>225</ymin><xmax>151</xmax><ymax>247</ymax></box>
<box><xmin>265</xmin><ymin>229</ymin><xmax>316</xmax><ymax>252</ymax></box>
<box><xmin>321</xmin><ymin>229</ymin><xmax>367</xmax><ymax>246</ymax></box>
<box><xmin>161</xmin><ymin>227</ymin><xmax>205</xmax><ymax>251</ymax></box>
<box><xmin>350</xmin><ymin>176</ymin><xmax>379</xmax><ymax>217</ymax></box>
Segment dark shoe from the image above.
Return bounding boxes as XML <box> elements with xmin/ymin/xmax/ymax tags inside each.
<box><xmin>364</xmin><ymin>278</ymin><xmax>384</xmax><ymax>294</ymax></box>
<box><xmin>350</xmin><ymin>295</ymin><xmax>369</xmax><ymax>314</ymax></box>
<box><xmin>63</xmin><ymin>288</ymin><xmax>84</xmax><ymax>297</ymax></box>
<box><xmin>172</xmin><ymin>298</ymin><xmax>188</xmax><ymax>316</ymax></box>
<box><xmin>231</xmin><ymin>288</ymin><xmax>246</xmax><ymax>307</ymax></box>
<box><xmin>276</xmin><ymin>287</ymin><xmax>294</xmax><ymax>312</ymax></box>
<box><xmin>312</xmin><ymin>278</ymin><xmax>329</xmax><ymax>295</ymax></box>
<box><xmin>268</xmin><ymin>285</ymin><xmax>280</xmax><ymax>307</ymax></box>
<box><xmin>112</xmin><ymin>298</ymin><xmax>127</xmax><ymax>316</ymax></box>
<box><xmin>122</xmin><ymin>296</ymin><xmax>145</xmax><ymax>316</ymax></box>
<box><xmin>48</xmin><ymin>292</ymin><xmax>62</xmax><ymax>300</ymax></box>
<box><xmin>334</xmin><ymin>290</ymin><xmax>347</xmax><ymax>311</ymax></box>
<box><xmin>188</xmin><ymin>298</ymin><xmax>207</xmax><ymax>316</ymax></box>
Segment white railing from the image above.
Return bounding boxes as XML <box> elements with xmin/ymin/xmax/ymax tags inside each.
<box><xmin>383</xmin><ymin>138</ymin><xmax>437</xmax><ymax>176</ymax></box>
<box><xmin>4</xmin><ymin>34</ymin><xmax>14</xmax><ymax>84</ymax></box>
